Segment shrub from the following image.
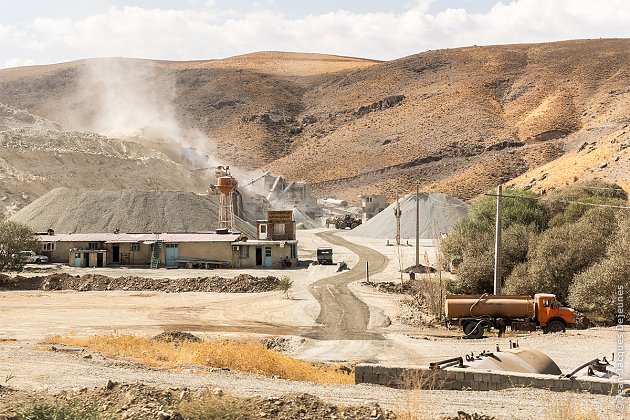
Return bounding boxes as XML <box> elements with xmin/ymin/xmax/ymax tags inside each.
<box><xmin>278</xmin><ymin>275</ymin><xmax>293</xmax><ymax>299</ymax></box>
<box><xmin>569</xmin><ymin>213</ymin><xmax>630</xmax><ymax>322</ymax></box>
<box><xmin>0</xmin><ymin>221</ymin><xmax>40</xmax><ymax>273</ymax></box>
<box><xmin>506</xmin><ymin>207</ymin><xmax>617</xmax><ymax>301</ymax></box>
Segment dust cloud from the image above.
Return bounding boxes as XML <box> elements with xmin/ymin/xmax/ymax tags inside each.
<box><xmin>76</xmin><ymin>58</ymin><xmax>220</xmax><ymax>172</ymax></box>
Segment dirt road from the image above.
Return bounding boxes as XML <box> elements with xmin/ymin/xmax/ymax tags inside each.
<box><xmin>308</xmin><ymin>231</ymin><xmax>389</xmax><ymax>340</ymax></box>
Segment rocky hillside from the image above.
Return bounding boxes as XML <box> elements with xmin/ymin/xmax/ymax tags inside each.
<box><xmin>1</xmin><ymin>40</ymin><xmax>629</xmax><ymax>208</ymax></box>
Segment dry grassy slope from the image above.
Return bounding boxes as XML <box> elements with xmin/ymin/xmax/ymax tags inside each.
<box><xmin>268</xmin><ymin>39</ymin><xmax>630</xmax><ymax>200</ymax></box>
<box><xmin>0</xmin><ymin>42</ymin><xmax>629</xmax><ymax>204</ymax></box>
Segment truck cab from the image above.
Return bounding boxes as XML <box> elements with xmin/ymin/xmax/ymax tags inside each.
<box><xmin>534</xmin><ymin>293</ymin><xmax>575</xmax><ymax>333</ymax></box>
<box><xmin>316</xmin><ymin>247</ymin><xmax>333</xmax><ymax>265</ymax></box>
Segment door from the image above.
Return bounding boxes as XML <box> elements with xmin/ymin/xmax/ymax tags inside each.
<box><xmin>165</xmin><ymin>244</ymin><xmax>179</xmax><ymax>267</ymax></box>
<box><xmin>259</xmin><ymin>223</ymin><xmax>268</xmax><ymax>240</ymax></box>
<box><xmin>255</xmin><ymin>247</ymin><xmax>263</xmax><ymax>266</ymax></box>
<box><xmin>83</xmin><ymin>253</ymin><xmax>89</xmax><ymax>267</ymax></box>
<box><xmin>112</xmin><ymin>244</ymin><xmax>120</xmax><ymax>263</ymax></box>
<box><xmin>96</xmin><ymin>252</ymin><xmax>104</xmax><ymax>267</ymax></box>
<box><xmin>264</xmin><ymin>247</ymin><xmax>272</xmax><ymax>267</ymax></box>
<box><xmin>74</xmin><ymin>253</ymin><xmax>82</xmax><ymax>267</ymax></box>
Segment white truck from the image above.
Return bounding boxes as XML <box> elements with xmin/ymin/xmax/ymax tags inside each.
<box><xmin>15</xmin><ymin>250</ymin><xmax>48</xmax><ymax>264</ymax></box>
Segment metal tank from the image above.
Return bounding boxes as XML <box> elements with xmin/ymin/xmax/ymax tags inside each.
<box><xmin>445</xmin><ymin>294</ymin><xmax>535</xmax><ymax>319</ymax></box>
<box><xmin>466</xmin><ymin>346</ymin><xmax>562</xmax><ymax>375</ymax></box>
<box><xmin>216</xmin><ymin>176</ymin><xmax>238</xmax><ymax>194</ymax></box>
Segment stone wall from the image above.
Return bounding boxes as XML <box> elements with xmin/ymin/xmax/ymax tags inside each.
<box><xmin>355</xmin><ymin>364</ymin><xmax>629</xmax><ymax>396</ymax></box>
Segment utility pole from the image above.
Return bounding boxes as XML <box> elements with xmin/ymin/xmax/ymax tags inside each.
<box><xmin>394</xmin><ymin>194</ymin><xmax>402</xmax><ymax>246</ymax></box>
<box><xmin>494</xmin><ymin>179</ymin><xmax>504</xmax><ymax>295</ymax></box>
<box><xmin>415</xmin><ymin>183</ymin><xmax>420</xmax><ymax>270</ymax></box>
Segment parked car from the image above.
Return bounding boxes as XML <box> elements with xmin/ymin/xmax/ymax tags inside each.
<box><xmin>15</xmin><ymin>250</ymin><xmax>48</xmax><ymax>264</ymax></box>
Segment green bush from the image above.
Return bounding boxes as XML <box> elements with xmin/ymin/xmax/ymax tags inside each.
<box><xmin>12</xmin><ymin>401</ymin><xmax>98</xmax><ymax>420</ymax></box>
<box><xmin>569</xmin><ymin>213</ymin><xmax>630</xmax><ymax>322</ymax></box>
<box><xmin>0</xmin><ymin>221</ymin><xmax>41</xmax><ymax>273</ymax></box>
<box><xmin>505</xmin><ymin>207</ymin><xmax>617</xmax><ymax>301</ymax></box>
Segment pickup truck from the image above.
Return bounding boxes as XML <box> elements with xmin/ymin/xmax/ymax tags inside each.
<box><xmin>15</xmin><ymin>250</ymin><xmax>49</xmax><ymax>264</ymax></box>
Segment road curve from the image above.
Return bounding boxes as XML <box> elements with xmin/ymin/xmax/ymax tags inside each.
<box><xmin>308</xmin><ymin>231</ymin><xmax>389</xmax><ymax>340</ymax></box>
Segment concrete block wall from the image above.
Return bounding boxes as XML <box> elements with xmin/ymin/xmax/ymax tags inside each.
<box><xmin>355</xmin><ymin>364</ymin><xmax>629</xmax><ymax>396</ymax></box>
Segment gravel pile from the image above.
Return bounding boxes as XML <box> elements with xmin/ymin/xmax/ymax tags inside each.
<box><xmin>363</xmin><ymin>280</ymin><xmax>440</xmax><ymax>327</ymax></box>
<box><xmin>349</xmin><ymin>192</ymin><xmax>469</xmax><ymax>240</ymax></box>
<box><xmin>0</xmin><ymin>273</ymin><xmax>280</xmax><ymax>293</ymax></box>
<box><xmin>9</xmin><ymin>187</ymin><xmax>257</xmax><ymax>237</ymax></box>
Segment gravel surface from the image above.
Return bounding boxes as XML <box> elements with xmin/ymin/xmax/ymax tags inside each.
<box><xmin>0</xmin><ymin>273</ymin><xmax>280</xmax><ymax>293</ymax></box>
<box><xmin>0</xmin><ymin>343</ymin><xmax>624</xmax><ymax>419</ymax></box>
<box><xmin>9</xmin><ymin>188</ymin><xmax>257</xmax><ymax>237</ymax></box>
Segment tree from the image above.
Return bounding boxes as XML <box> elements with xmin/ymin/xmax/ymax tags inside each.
<box><xmin>278</xmin><ymin>275</ymin><xmax>293</xmax><ymax>299</ymax></box>
<box><xmin>503</xmin><ymin>207</ymin><xmax>617</xmax><ymax>301</ymax></box>
<box><xmin>0</xmin><ymin>221</ymin><xmax>40</xmax><ymax>273</ymax></box>
<box><xmin>442</xmin><ymin>187</ymin><xmax>544</xmax><ymax>293</ymax></box>
<box><xmin>569</xmin><ymin>212</ymin><xmax>630</xmax><ymax>322</ymax></box>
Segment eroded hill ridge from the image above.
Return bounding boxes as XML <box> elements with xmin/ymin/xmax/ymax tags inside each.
<box><xmin>0</xmin><ymin>40</ymin><xmax>629</xmax><ymax>217</ymax></box>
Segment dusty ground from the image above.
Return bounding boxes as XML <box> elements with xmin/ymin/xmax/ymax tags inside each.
<box><xmin>0</xmin><ymin>228</ymin><xmax>627</xmax><ymax>419</ymax></box>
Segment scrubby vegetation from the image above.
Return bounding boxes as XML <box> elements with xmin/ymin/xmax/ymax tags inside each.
<box><xmin>45</xmin><ymin>334</ymin><xmax>354</xmax><ymax>384</ymax></box>
<box><xmin>443</xmin><ymin>181</ymin><xmax>629</xmax><ymax>323</ymax></box>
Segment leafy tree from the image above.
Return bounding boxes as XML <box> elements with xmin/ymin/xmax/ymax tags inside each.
<box><xmin>504</xmin><ymin>207</ymin><xmax>617</xmax><ymax>301</ymax></box>
<box><xmin>442</xmin><ymin>187</ymin><xmax>544</xmax><ymax>293</ymax></box>
<box><xmin>541</xmin><ymin>181</ymin><xmax>627</xmax><ymax>227</ymax></box>
<box><xmin>0</xmin><ymin>221</ymin><xmax>40</xmax><ymax>273</ymax></box>
<box><xmin>569</xmin><ymin>212</ymin><xmax>630</xmax><ymax>322</ymax></box>
<box><xmin>467</xmin><ymin>187</ymin><xmax>547</xmax><ymax>232</ymax></box>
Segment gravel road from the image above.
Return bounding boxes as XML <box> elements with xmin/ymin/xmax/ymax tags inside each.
<box><xmin>308</xmin><ymin>231</ymin><xmax>389</xmax><ymax>340</ymax></box>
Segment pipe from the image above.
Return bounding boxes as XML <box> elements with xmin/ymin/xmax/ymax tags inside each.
<box><xmin>564</xmin><ymin>358</ymin><xmax>599</xmax><ymax>378</ymax></box>
<box><xmin>429</xmin><ymin>356</ymin><xmax>464</xmax><ymax>370</ymax></box>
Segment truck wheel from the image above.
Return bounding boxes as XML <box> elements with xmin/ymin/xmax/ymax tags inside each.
<box><xmin>544</xmin><ymin>320</ymin><xmax>566</xmax><ymax>334</ymax></box>
<box><xmin>350</xmin><ymin>222</ymin><xmax>358</xmax><ymax>229</ymax></box>
<box><xmin>35</xmin><ymin>258</ymin><xmax>41</xmax><ymax>264</ymax></box>
<box><xmin>463</xmin><ymin>322</ymin><xmax>484</xmax><ymax>339</ymax></box>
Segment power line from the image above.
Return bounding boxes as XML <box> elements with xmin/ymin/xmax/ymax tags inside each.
<box><xmin>483</xmin><ymin>193</ymin><xmax>630</xmax><ymax>210</ymax></box>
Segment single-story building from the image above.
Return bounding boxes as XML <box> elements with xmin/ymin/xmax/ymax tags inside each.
<box><xmin>36</xmin><ymin>209</ymin><xmax>299</xmax><ymax>269</ymax></box>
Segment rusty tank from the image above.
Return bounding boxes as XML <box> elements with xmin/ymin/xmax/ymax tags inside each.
<box><xmin>445</xmin><ymin>294</ymin><xmax>535</xmax><ymax>319</ymax></box>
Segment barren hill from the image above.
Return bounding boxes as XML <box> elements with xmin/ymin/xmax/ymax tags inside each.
<box><xmin>1</xmin><ymin>41</ymin><xmax>629</xmax><ymax>208</ymax></box>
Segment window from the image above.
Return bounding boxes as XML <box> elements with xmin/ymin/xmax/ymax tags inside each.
<box><xmin>131</xmin><ymin>243</ymin><xmax>140</xmax><ymax>251</ymax></box>
<box><xmin>166</xmin><ymin>244</ymin><xmax>178</xmax><ymax>248</ymax></box>
<box><xmin>274</xmin><ymin>224</ymin><xmax>285</xmax><ymax>235</ymax></box>
<box><xmin>42</xmin><ymin>242</ymin><xmax>55</xmax><ymax>251</ymax></box>
<box><xmin>260</xmin><ymin>224</ymin><xmax>267</xmax><ymax>234</ymax></box>
<box><xmin>88</xmin><ymin>242</ymin><xmax>102</xmax><ymax>250</ymax></box>
<box><xmin>240</xmin><ymin>246</ymin><xmax>249</xmax><ymax>259</ymax></box>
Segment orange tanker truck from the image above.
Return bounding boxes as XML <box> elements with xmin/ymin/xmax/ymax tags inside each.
<box><xmin>445</xmin><ymin>293</ymin><xmax>575</xmax><ymax>339</ymax></box>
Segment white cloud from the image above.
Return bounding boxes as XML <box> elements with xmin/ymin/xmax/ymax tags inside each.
<box><xmin>2</xmin><ymin>0</ymin><xmax>630</xmax><ymax>68</ymax></box>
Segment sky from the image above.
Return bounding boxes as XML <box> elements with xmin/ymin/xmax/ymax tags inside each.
<box><xmin>1</xmin><ymin>0</ymin><xmax>629</xmax><ymax>68</ymax></box>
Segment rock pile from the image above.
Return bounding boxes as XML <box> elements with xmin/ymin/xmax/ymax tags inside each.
<box><xmin>0</xmin><ymin>273</ymin><xmax>281</xmax><ymax>293</ymax></box>
<box><xmin>0</xmin><ymin>384</ymin><xmax>398</xmax><ymax>419</ymax></box>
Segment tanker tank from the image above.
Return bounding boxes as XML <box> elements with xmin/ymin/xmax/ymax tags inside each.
<box><xmin>445</xmin><ymin>294</ymin><xmax>535</xmax><ymax>319</ymax></box>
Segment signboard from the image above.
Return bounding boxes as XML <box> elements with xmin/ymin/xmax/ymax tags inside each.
<box><xmin>267</xmin><ymin>210</ymin><xmax>294</xmax><ymax>223</ymax></box>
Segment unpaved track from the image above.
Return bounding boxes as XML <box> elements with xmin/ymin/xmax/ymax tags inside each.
<box><xmin>308</xmin><ymin>231</ymin><xmax>389</xmax><ymax>340</ymax></box>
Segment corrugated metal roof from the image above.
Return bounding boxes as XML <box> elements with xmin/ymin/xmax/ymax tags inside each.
<box><xmin>40</xmin><ymin>232</ymin><xmax>243</xmax><ymax>243</ymax></box>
